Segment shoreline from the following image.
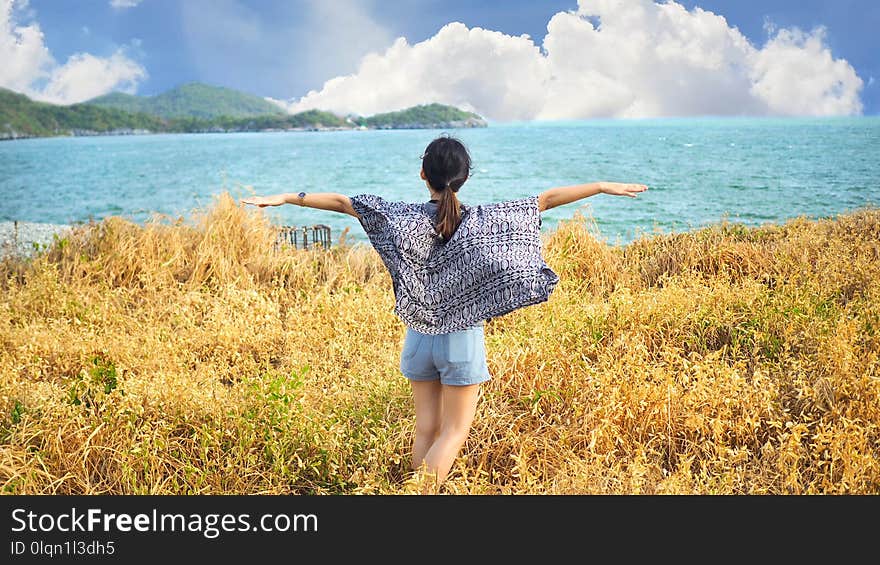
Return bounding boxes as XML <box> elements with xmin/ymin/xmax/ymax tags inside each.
<box><xmin>0</xmin><ymin>221</ymin><xmax>73</xmax><ymax>257</ymax></box>
<box><xmin>0</xmin><ymin>120</ymin><xmax>488</xmax><ymax>143</ymax></box>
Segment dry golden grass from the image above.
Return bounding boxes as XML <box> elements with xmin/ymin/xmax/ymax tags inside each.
<box><xmin>1</xmin><ymin>192</ymin><xmax>878</xmax><ymax>494</ymax></box>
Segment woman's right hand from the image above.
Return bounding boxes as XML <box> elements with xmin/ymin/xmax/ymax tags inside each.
<box><xmin>240</xmin><ymin>194</ymin><xmax>286</xmax><ymax>207</ymax></box>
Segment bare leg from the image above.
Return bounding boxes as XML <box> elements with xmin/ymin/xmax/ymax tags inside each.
<box><xmin>409</xmin><ymin>380</ymin><xmax>442</xmax><ymax>471</ymax></box>
<box><xmin>422</xmin><ymin>383</ymin><xmax>481</xmax><ymax>488</ymax></box>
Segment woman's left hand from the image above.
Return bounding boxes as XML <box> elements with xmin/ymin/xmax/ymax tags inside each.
<box><xmin>600</xmin><ymin>182</ymin><xmax>649</xmax><ymax>198</ymax></box>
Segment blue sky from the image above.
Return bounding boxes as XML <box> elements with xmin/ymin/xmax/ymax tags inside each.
<box><xmin>6</xmin><ymin>0</ymin><xmax>878</xmax><ymax>118</ymax></box>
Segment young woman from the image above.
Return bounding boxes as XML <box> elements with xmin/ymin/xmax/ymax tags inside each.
<box><xmin>241</xmin><ymin>135</ymin><xmax>647</xmax><ymax>491</ymax></box>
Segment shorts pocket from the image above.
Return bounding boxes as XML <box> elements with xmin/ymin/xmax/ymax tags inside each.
<box><xmin>401</xmin><ymin>331</ymin><xmax>423</xmax><ymax>361</ymax></box>
<box><xmin>446</xmin><ymin>330</ymin><xmax>475</xmax><ymax>363</ymax></box>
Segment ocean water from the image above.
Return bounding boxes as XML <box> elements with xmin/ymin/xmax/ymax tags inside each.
<box><xmin>1</xmin><ymin>116</ymin><xmax>878</xmax><ymax>246</ymax></box>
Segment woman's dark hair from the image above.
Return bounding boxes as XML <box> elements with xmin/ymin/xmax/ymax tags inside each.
<box><xmin>421</xmin><ymin>135</ymin><xmax>472</xmax><ymax>241</ymax></box>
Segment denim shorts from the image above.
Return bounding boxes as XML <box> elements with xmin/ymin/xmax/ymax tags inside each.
<box><xmin>399</xmin><ymin>325</ymin><xmax>492</xmax><ymax>386</ymax></box>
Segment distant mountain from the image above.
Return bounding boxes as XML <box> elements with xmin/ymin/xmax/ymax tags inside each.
<box><xmin>0</xmin><ymin>87</ymin><xmax>487</xmax><ymax>140</ymax></box>
<box><xmin>87</xmin><ymin>83</ymin><xmax>285</xmax><ymax>119</ymax></box>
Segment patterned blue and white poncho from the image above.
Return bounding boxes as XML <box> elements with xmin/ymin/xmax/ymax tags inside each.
<box><xmin>349</xmin><ymin>193</ymin><xmax>560</xmax><ymax>335</ymax></box>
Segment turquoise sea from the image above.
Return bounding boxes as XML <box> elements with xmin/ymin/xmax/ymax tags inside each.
<box><xmin>1</xmin><ymin>116</ymin><xmax>879</xmax><ymax>246</ymax></box>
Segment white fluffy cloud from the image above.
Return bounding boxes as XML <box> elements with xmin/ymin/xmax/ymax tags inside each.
<box><xmin>110</xmin><ymin>0</ymin><xmax>142</xmax><ymax>9</ymax></box>
<box><xmin>285</xmin><ymin>0</ymin><xmax>863</xmax><ymax>120</ymax></box>
<box><xmin>287</xmin><ymin>24</ymin><xmax>548</xmax><ymax>120</ymax></box>
<box><xmin>0</xmin><ymin>0</ymin><xmax>146</xmax><ymax>104</ymax></box>
<box><xmin>749</xmin><ymin>27</ymin><xmax>863</xmax><ymax>116</ymax></box>
<box><xmin>38</xmin><ymin>51</ymin><xmax>146</xmax><ymax>104</ymax></box>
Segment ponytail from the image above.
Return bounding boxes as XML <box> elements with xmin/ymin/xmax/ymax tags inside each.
<box><xmin>435</xmin><ymin>185</ymin><xmax>462</xmax><ymax>242</ymax></box>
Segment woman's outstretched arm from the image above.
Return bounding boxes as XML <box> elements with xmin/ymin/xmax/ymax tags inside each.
<box><xmin>537</xmin><ymin>182</ymin><xmax>648</xmax><ymax>212</ymax></box>
<box><xmin>240</xmin><ymin>192</ymin><xmax>359</xmax><ymax>218</ymax></box>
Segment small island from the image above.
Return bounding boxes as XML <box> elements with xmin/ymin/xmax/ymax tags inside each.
<box><xmin>0</xmin><ymin>83</ymin><xmax>488</xmax><ymax>140</ymax></box>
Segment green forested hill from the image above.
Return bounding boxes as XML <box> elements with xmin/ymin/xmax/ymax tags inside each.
<box><xmin>360</xmin><ymin>103</ymin><xmax>487</xmax><ymax>128</ymax></box>
<box><xmin>0</xmin><ymin>88</ymin><xmax>165</xmax><ymax>138</ymax></box>
<box><xmin>87</xmin><ymin>83</ymin><xmax>285</xmax><ymax>119</ymax></box>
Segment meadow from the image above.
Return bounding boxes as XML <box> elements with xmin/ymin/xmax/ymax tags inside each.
<box><xmin>1</xmin><ymin>193</ymin><xmax>878</xmax><ymax>494</ymax></box>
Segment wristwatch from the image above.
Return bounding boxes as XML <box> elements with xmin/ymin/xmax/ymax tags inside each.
<box><xmin>297</xmin><ymin>191</ymin><xmax>306</xmax><ymax>204</ymax></box>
